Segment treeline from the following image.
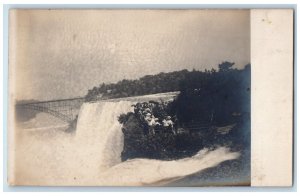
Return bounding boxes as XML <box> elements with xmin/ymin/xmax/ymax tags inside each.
<box><xmin>86</xmin><ymin>62</ymin><xmax>250</xmax><ymax>126</ymax></box>
<box><xmin>170</xmin><ymin>62</ymin><xmax>251</xmax><ymax>125</ymax></box>
<box><xmin>118</xmin><ymin>62</ymin><xmax>251</xmax><ymax>161</ymax></box>
<box><xmin>86</xmin><ymin>69</ymin><xmax>203</xmax><ymax>101</ymax></box>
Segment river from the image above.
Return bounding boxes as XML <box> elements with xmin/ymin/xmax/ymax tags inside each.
<box><xmin>10</xmin><ymin>93</ymin><xmax>247</xmax><ymax>186</ymax></box>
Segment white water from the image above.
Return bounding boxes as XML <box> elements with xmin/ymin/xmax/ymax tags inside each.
<box><xmin>75</xmin><ymin>101</ymin><xmax>133</xmax><ymax>173</ymax></box>
<box><xmin>12</xmin><ymin>97</ymin><xmax>240</xmax><ymax>186</ymax></box>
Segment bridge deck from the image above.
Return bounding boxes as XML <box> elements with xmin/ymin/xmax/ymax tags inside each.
<box><xmin>16</xmin><ymin>92</ymin><xmax>180</xmax><ymax>124</ymax></box>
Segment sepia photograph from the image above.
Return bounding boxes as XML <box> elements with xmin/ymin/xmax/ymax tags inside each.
<box><xmin>9</xmin><ymin>9</ymin><xmax>252</xmax><ymax>186</ymax></box>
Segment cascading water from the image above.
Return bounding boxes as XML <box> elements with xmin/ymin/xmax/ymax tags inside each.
<box><xmin>75</xmin><ymin>101</ymin><xmax>133</xmax><ymax>171</ymax></box>
<box><xmin>12</xmin><ymin>94</ymin><xmax>240</xmax><ymax>186</ymax></box>
<box><xmin>72</xmin><ymin>100</ymin><xmax>240</xmax><ymax>185</ymax></box>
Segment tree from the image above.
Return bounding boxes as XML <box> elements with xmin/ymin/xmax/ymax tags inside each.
<box><xmin>218</xmin><ymin>61</ymin><xmax>235</xmax><ymax>72</ymax></box>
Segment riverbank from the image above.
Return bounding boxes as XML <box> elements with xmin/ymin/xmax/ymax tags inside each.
<box><xmin>10</xmin><ymin>100</ymin><xmax>242</xmax><ymax>186</ymax></box>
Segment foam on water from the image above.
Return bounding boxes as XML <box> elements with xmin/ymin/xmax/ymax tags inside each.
<box><xmin>75</xmin><ymin>101</ymin><xmax>133</xmax><ymax>172</ymax></box>
<box><xmin>12</xmin><ymin>98</ymin><xmax>240</xmax><ymax>186</ymax></box>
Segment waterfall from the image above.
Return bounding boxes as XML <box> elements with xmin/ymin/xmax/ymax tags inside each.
<box><xmin>74</xmin><ymin>101</ymin><xmax>133</xmax><ymax>176</ymax></box>
<box><xmin>74</xmin><ymin>100</ymin><xmax>240</xmax><ymax>186</ymax></box>
<box><xmin>13</xmin><ymin>95</ymin><xmax>240</xmax><ymax>186</ymax></box>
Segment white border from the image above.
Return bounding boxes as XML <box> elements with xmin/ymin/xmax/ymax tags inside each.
<box><xmin>1</xmin><ymin>0</ymin><xmax>298</xmax><ymax>194</ymax></box>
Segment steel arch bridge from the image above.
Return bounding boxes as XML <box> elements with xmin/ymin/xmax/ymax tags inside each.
<box><xmin>16</xmin><ymin>97</ymin><xmax>85</xmax><ymax>123</ymax></box>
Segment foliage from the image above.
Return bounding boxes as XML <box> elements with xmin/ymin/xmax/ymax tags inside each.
<box><xmin>122</xmin><ymin>132</ymin><xmax>205</xmax><ymax>161</ymax></box>
<box><xmin>172</xmin><ymin>62</ymin><xmax>250</xmax><ymax>125</ymax></box>
<box><xmin>218</xmin><ymin>61</ymin><xmax>235</xmax><ymax>72</ymax></box>
<box><xmin>118</xmin><ymin>113</ymin><xmax>134</xmax><ymax>124</ymax></box>
<box><xmin>116</xmin><ymin>62</ymin><xmax>251</xmax><ymax>161</ymax></box>
<box><xmin>85</xmin><ymin>70</ymin><xmax>189</xmax><ymax>101</ymax></box>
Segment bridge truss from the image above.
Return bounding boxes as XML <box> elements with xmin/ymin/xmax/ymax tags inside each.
<box><xmin>16</xmin><ymin>97</ymin><xmax>85</xmax><ymax>123</ymax></box>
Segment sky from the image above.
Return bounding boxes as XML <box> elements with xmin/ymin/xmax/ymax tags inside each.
<box><xmin>11</xmin><ymin>9</ymin><xmax>250</xmax><ymax>101</ymax></box>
